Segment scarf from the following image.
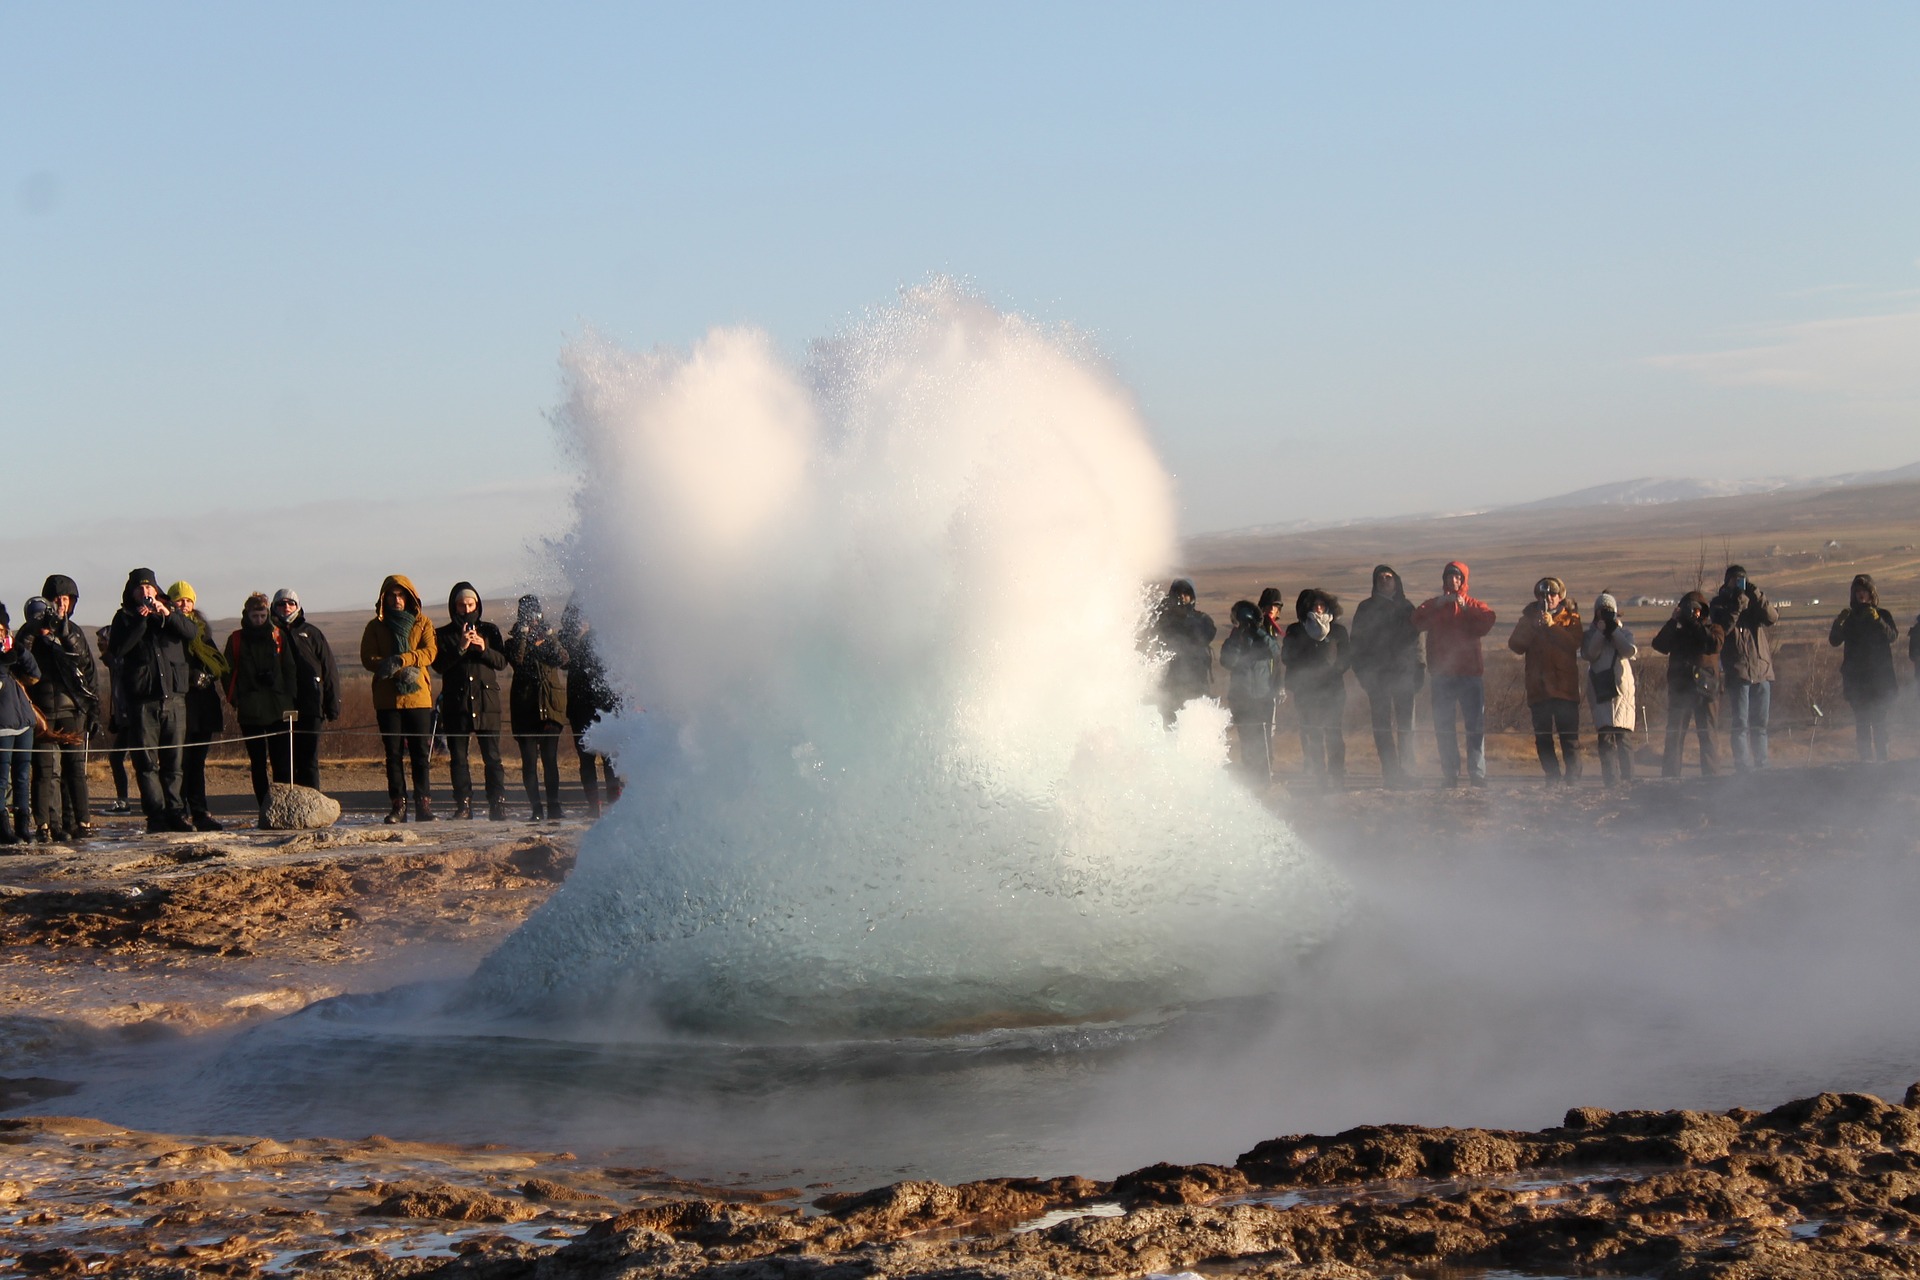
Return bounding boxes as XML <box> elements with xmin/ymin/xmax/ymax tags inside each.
<box><xmin>1304</xmin><ymin>612</ymin><xmax>1331</xmax><ymax>642</ymax></box>
<box><xmin>186</xmin><ymin>613</ymin><xmax>231</xmax><ymax>680</ymax></box>
<box><xmin>385</xmin><ymin>608</ymin><xmax>418</xmax><ymax>662</ymax></box>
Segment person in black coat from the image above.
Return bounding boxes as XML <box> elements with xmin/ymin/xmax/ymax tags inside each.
<box><xmin>271</xmin><ymin>588</ymin><xmax>341</xmax><ymax>791</ymax></box>
<box><xmin>107</xmin><ymin>567</ymin><xmax>197</xmax><ymax>832</ymax></box>
<box><xmin>1219</xmin><ymin>600</ymin><xmax>1281</xmax><ymax>781</ymax></box>
<box><xmin>1348</xmin><ymin>564</ymin><xmax>1423</xmax><ymax>788</ymax></box>
<box><xmin>507</xmin><ymin>595</ymin><xmax>570</xmax><ymax>821</ymax></box>
<box><xmin>1282</xmin><ymin>588</ymin><xmax>1351</xmax><ymax>788</ymax></box>
<box><xmin>18</xmin><ymin>575</ymin><xmax>100</xmax><ymax>841</ymax></box>
<box><xmin>1651</xmin><ymin>591</ymin><xmax>1725</xmax><ymax>778</ymax></box>
<box><xmin>1829</xmin><ymin>573</ymin><xmax>1901</xmax><ymax>763</ymax></box>
<box><xmin>0</xmin><ymin>605</ymin><xmax>41</xmax><ymax>845</ymax></box>
<box><xmin>560</xmin><ymin>603</ymin><xmax>622</xmax><ymax>818</ymax></box>
<box><xmin>1147</xmin><ymin>579</ymin><xmax>1216</xmax><ymax>725</ymax></box>
<box><xmin>434</xmin><ymin>582</ymin><xmax>510</xmax><ymax>820</ymax></box>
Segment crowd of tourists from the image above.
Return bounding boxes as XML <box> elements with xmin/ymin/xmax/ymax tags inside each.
<box><xmin>1147</xmin><ymin>563</ymin><xmax>1918</xmax><ymax>790</ymax></box>
<box><xmin>0</xmin><ymin>570</ymin><xmax>622</xmax><ymax>843</ymax></box>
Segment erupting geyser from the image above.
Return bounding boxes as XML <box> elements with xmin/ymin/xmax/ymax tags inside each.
<box><xmin>460</xmin><ymin>282</ymin><xmax>1349</xmax><ymax>1037</ymax></box>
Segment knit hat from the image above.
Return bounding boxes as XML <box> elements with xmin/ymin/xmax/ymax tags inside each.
<box><xmin>244</xmin><ymin>592</ymin><xmax>272</xmax><ymax>615</ymax></box>
<box><xmin>517</xmin><ymin>594</ymin><xmax>544</xmax><ymax>625</ymax></box>
<box><xmin>1594</xmin><ymin>592</ymin><xmax>1618</xmax><ymax>614</ymax></box>
<box><xmin>272</xmin><ymin>587</ymin><xmax>301</xmax><ymax>610</ymax></box>
<box><xmin>167</xmin><ymin>581</ymin><xmax>197</xmax><ymax>605</ymax></box>
<box><xmin>1256</xmin><ymin>587</ymin><xmax>1285</xmax><ymax>614</ymax></box>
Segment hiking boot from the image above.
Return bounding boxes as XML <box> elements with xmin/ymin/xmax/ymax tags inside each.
<box><xmin>488</xmin><ymin>801</ymin><xmax>508</xmax><ymax>822</ymax></box>
<box><xmin>164</xmin><ymin>811</ymin><xmax>197</xmax><ymax>832</ymax></box>
<box><xmin>453</xmin><ymin>800</ymin><xmax>472</xmax><ymax>821</ymax></box>
<box><xmin>106</xmin><ymin>799</ymin><xmax>131</xmax><ymax>815</ymax></box>
<box><xmin>191</xmin><ymin>811</ymin><xmax>224</xmax><ymax>832</ymax></box>
<box><xmin>0</xmin><ymin>813</ymin><xmax>14</xmax><ymax>845</ymax></box>
<box><xmin>384</xmin><ymin>800</ymin><xmax>407</xmax><ymax>825</ymax></box>
<box><xmin>415</xmin><ymin>796</ymin><xmax>437</xmax><ymax>822</ymax></box>
<box><xmin>36</xmin><ymin>825</ymin><xmax>54</xmax><ymax>844</ymax></box>
<box><xmin>546</xmin><ymin>804</ymin><xmax>565</xmax><ymax>822</ymax></box>
<box><xmin>526</xmin><ymin>805</ymin><xmax>544</xmax><ymax>823</ymax></box>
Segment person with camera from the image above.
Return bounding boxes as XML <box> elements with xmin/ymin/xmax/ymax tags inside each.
<box><xmin>360</xmin><ymin>574</ymin><xmax>439</xmax><ymax>823</ymax></box>
<box><xmin>1829</xmin><ymin>574</ymin><xmax>1901</xmax><ymax>763</ymax></box>
<box><xmin>1651</xmin><ymin>591</ymin><xmax>1726</xmax><ymax>778</ymax></box>
<box><xmin>1709</xmin><ymin>565</ymin><xmax>1780</xmax><ymax>772</ymax></box>
<box><xmin>1411</xmin><ymin>561</ymin><xmax>1497</xmax><ymax>788</ymax></box>
<box><xmin>167</xmin><ymin>582</ymin><xmax>231</xmax><ymax>831</ymax></box>
<box><xmin>1508</xmin><ymin>576</ymin><xmax>1585</xmax><ymax>783</ymax></box>
<box><xmin>270</xmin><ymin>589</ymin><xmax>340</xmax><ymax>791</ymax></box>
<box><xmin>1145</xmin><ymin>579</ymin><xmax>1216</xmax><ymax>726</ymax></box>
<box><xmin>507</xmin><ymin>595</ymin><xmax>570</xmax><ymax>822</ymax></box>
<box><xmin>1220</xmin><ymin>598</ymin><xmax>1282</xmax><ymax>781</ymax></box>
<box><xmin>1349</xmin><ymin>565</ymin><xmax>1423</xmax><ymax>787</ymax></box>
<box><xmin>1582</xmin><ymin>592</ymin><xmax>1638</xmax><ymax>787</ymax></box>
<box><xmin>1282</xmin><ymin>589</ymin><xmax>1352</xmax><ymax>789</ymax></box>
<box><xmin>108</xmin><ymin>567</ymin><xmax>200</xmax><ymax>832</ymax></box>
<box><xmin>17</xmin><ymin>575</ymin><xmax>100</xmax><ymax>841</ymax></box>
<box><xmin>559</xmin><ymin>602</ymin><xmax>621</xmax><ymax>819</ymax></box>
<box><xmin>224</xmin><ymin>592</ymin><xmax>299</xmax><ymax>820</ymax></box>
<box><xmin>0</xmin><ymin>604</ymin><xmax>41</xmax><ymax>845</ymax></box>
<box><xmin>434</xmin><ymin>583</ymin><xmax>509</xmax><ymax>821</ymax></box>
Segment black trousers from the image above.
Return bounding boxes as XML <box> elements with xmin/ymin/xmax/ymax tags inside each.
<box><xmin>182</xmin><ymin>730</ymin><xmax>216</xmax><ymax>817</ymax></box>
<box><xmin>241</xmin><ymin>723</ymin><xmax>294</xmax><ymax>804</ymax></box>
<box><xmin>1362</xmin><ymin>672</ymin><xmax>1419</xmax><ymax>780</ymax></box>
<box><xmin>132</xmin><ymin>696</ymin><xmax>187</xmax><ymax>817</ymax></box>
<box><xmin>447</xmin><ymin>729</ymin><xmax>507</xmax><ymax>807</ymax></box>
<box><xmin>291</xmin><ymin>710</ymin><xmax>325</xmax><ymax>790</ymax></box>
<box><xmin>30</xmin><ymin>708</ymin><xmax>91</xmax><ymax>830</ymax></box>
<box><xmin>377</xmin><ymin>707</ymin><xmax>433</xmax><ymax>801</ymax></box>
<box><xmin>517</xmin><ymin>724</ymin><xmax>563</xmax><ymax>815</ymax></box>
<box><xmin>1529</xmin><ymin>698</ymin><xmax>1582</xmax><ymax>779</ymax></box>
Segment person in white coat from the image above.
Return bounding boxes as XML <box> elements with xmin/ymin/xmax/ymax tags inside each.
<box><xmin>1583</xmin><ymin>592</ymin><xmax>1638</xmax><ymax>787</ymax></box>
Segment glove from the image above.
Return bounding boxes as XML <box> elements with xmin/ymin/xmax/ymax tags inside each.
<box><xmin>377</xmin><ymin>654</ymin><xmax>404</xmax><ymax>680</ymax></box>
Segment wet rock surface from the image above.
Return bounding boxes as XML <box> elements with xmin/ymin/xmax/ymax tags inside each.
<box><xmin>10</xmin><ymin>1091</ymin><xmax>1920</xmax><ymax>1276</ymax></box>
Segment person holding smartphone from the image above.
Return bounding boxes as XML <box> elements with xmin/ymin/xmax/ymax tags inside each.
<box><xmin>434</xmin><ymin>582</ymin><xmax>510</xmax><ymax>820</ymax></box>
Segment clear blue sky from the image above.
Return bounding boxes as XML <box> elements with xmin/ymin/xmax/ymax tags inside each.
<box><xmin>4</xmin><ymin>3</ymin><xmax>1916</xmax><ymax>613</ymax></box>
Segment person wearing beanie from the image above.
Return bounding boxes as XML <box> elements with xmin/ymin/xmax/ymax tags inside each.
<box><xmin>559</xmin><ymin>602</ymin><xmax>623</xmax><ymax>819</ymax></box>
<box><xmin>17</xmin><ymin>574</ymin><xmax>99</xmax><ymax>842</ymax></box>
<box><xmin>1411</xmin><ymin>561</ymin><xmax>1497</xmax><ymax>788</ymax></box>
<box><xmin>1583</xmin><ymin>592</ymin><xmax>1638</xmax><ymax>788</ymax></box>
<box><xmin>1829</xmin><ymin>574</ymin><xmax>1900</xmax><ymax>763</ymax></box>
<box><xmin>1507</xmin><ymin>576</ymin><xmax>1584</xmax><ymax>783</ymax></box>
<box><xmin>271</xmin><ymin>588</ymin><xmax>340</xmax><ymax>790</ymax></box>
<box><xmin>1219</xmin><ymin>599</ymin><xmax>1282</xmax><ymax>782</ymax></box>
<box><xmin>1145</xmin><ymin>579</ymin><xmax>1217</xmax><ymax>726</ymax></box>
<box><xmin>360</xmin><ymin>575</ymin><xmax>438</xmax><ymax>823</ymax></box>
<box><xmin>167</xmin><ymin>582</ymin><xmax>231</xmax><ymax>831</ymax></box>
<box><xmin>1709</xmin><ymin>565</ymin><xmax>1779</xmax><ymax>772</ymax></box>
<box><xmin>225</xmin><ymin>592</ymin><xmax>299</xmax><ymax>818</ymax></box>
<box><xmin>1651</xmin><ymin>590</ymin><xmax>1726</xmax><ymax>777</ymax></box>
<box><xmin>0</xmin><ymin>605</ymin><xmax>42</xmax><ymax>845</ymax></box>
<box><xmin>434</xmin><ymin>583</ymin><xmax>510</xmax><ymax>821</ymax></box>
<box><xmin>507</xmin><ymin>594</ymin><xmax>570</xmax><ymax>821</ymax></box>
<box><xmin>108</xmin><ymin>567</ymin><xmax>199</xmax><ymax>832</ymax></box>
<box><xmin>1349</xmin><ymin>565</ymin><xmax>1423</xmax><ymax>788</ymax></box>
<box><xmin>1281</xmin><ymin>589</ymin><xmax>1352</xmax><ymax>789</ymax></box>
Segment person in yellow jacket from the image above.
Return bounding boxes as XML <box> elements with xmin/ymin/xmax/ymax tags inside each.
<box><xmin>167</xmin><ymin>581</ymin><xmax>231</xmax><ymax>830</ymax></box>
<box><xmin>360</xmin><ymin>574</ymin><xmax>438</xmax><ymax>823</ymax></box>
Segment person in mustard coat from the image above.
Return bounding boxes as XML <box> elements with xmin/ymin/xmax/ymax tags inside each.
<box><xmin>361</xmin><ymin>574</ymin><xmax>439</xmax><ymax>823</ymax></box>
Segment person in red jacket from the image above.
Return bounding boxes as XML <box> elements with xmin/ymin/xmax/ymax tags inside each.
<box><xmin>1411</xmin><ymin>561</ymin><xmax>1497</xmax><ymax>787</ymax></box>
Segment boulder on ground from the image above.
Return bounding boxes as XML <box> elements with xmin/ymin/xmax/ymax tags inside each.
<box><xmin>261</xmin><ymin>784</ymin><xmax>341</xmax><ymax>830</ymax></box>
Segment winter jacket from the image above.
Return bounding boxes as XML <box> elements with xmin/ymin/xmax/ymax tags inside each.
<box><xmin>434</xmin><ymin>582</ymin><xmax>508</xmax><ymax>734</ymax></box>
<box><xmin>1709</xmin><ymin>584</ymin><xmax>1780</xmax><ymax>684</ymax></box>
<box><xmin>507</xmin><ymin>624</ymin><xmax>570</xmax><ymax>735</ymax></box>
<box><xmin>1830</xmin><ymin>576</ymin><xmax>1900</xmax><ymax>706</ymax></box>
<box><xmin>1582</xmin><ymin>620</ymin><xmax>1638</xmax><ymax>732</ymax></box>
<box><xmin>0</xmin><ymin>641</ymin><xmax>41</xmax><ymax>733</ymax></box>
<box><xmin>1507</xmin><ymin>599</ymin><xmax>1585</xmax><ymax>704</ymax></box>
<box><xmin>224</xmin><ymin>621</ymin><xmax>298</xmax><ymax>728</ymax></box>
<box><xmin>1650</xmin><ymin>592</ymin><xmax>1726</xmax><ymax>694</ymax></box>
<box><xmin>360</xmin><ymin>574</ymin><xmax>438</xmax><ymax>711</ymax></box>
<box><xmin>1410</xmin><ymin>561</ymin><xmax>1497</xmax><ymax>678</ymax></box>
<box><xmin>18</xmin><ymin>613</ymin><xmax>98</xmax><ymax>720</ymax></box>
<box><xmin>108</xmin><ymin>582</ymin><xmax>198</xmax><ymax>705</ymax></box>
<box><xmin>1349</xmin><ymin>566</ymin><xmax>1424</xmax><ymax>691</ymax></box>
<box><xmin>276</xmin><ymin>609</ymin><xmax>341</xmax><ymax>721</ymax></box>
<box><xmin>561</xmin><ymin>623</ymin><xmax>619</xmax><ymax>731</ymax></box>
<box><xmin>1148</xmin><ymin>598</ymin><xmax>1216</xmax><ymax>702</ymax></box>
<box><xmin>1281</xmin><ymin>617</ymin><xmax>1351</xmax><ymax>703</ymax></box>
<box><xmin>1220</xmin><ymin>623</ymin><xmax>1282</xmax><ymax>706</ymax></box>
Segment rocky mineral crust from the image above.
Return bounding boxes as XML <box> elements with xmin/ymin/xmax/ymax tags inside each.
<box><xmin>8</xmin><ymin>1089</ymin><xmax>1920</xmax><ymax>1277</ymax></box>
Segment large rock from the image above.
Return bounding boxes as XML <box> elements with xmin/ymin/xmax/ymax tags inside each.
<box><xmin>261</xmin><ymin>783</ymin><xmax>340</xmax><ymax>830</ymax></box>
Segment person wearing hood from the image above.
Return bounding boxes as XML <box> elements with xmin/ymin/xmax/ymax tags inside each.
<box><xmin>507</xmin><ymin>595</ymin><xmax>570</xmax><ymax>821</ymax></box>
<box><xmin>1146</xmin><ymin>579</ymin><xmax>1217</xmax><ymax>725</ymax></box>
<box><xmin>271</xmin><ymin>588</ymin><xmax>340</xmax><ymax>791</ymax></box>
<box><xmin>17</xmin><ymin>574</ymin><xmax>99</xmax><ymax>841</ymax></box>
<box><xmin>360</xmin><ymin>574</ymin><xmax>439</xmax><ymax>823</ymax></box>
<box><xmin>1709</xmin><ymin>565</ymin><xmax>1780</xmax><ymax>772</ymax></box>
<box><xmin>560</xmin><ymin>602</ymin><xmax>622</xmax><ymax>818</ymax></box>
<box><xmin>1829</xmin><ymin>574</ymin><xmax>1900</xmax><ymax>763</ymax></box>
<box><xmin>224</xmin><ymin>593</ymin><xmax>298</xmax><ymax>819</ymax></box>
<box><xmin>1507</xmin><ymin>576</ymin><xmax>1584</xmax><ymax>783</ymax></box>
<box><xmin>1411</xmin><ymin>561</ymin><xmax>1497</xmax><ymax>788</ymax></box>
<box><xmin>1219</xmin><ymin>599</ymin><xmax>1282</xmax><ymax>781</ymax></box>
<box><xmin>0</xmin><ymin>604</ymin><xmax>41</xmax><ymax>844</ymax></box>
<box><xmin>1651</xmin><ymin>590</ymin><xmax>1725</xmax><ymax>777</ymax></box>
<box><xmin>167</xmin><ymin>582</ymin><xmax>231</xmax><ymax>831</ymax></box>
<box><xmin>108</xmin><ymin>567</ymin><xmax>199</xmax><ymax>832</ymax></box>
<box><xmin>434</xmin><ymin>583</ymin><xmax>509</xmax><ymax>820</ymax></box>
<box><xmin>1349</xmin><ymin>565</ymin><xmax>1423</xmax><ymax>787</ymax></box>
<box><xmin>1583</xmin><ymin>593</ymin><xmax>1638</xmax><ymax>788</ymax></box>
<box><xmin>1282</xmin><ymin>589</ymin><xmax>1351</xmax><ymax>788</ymax></box>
